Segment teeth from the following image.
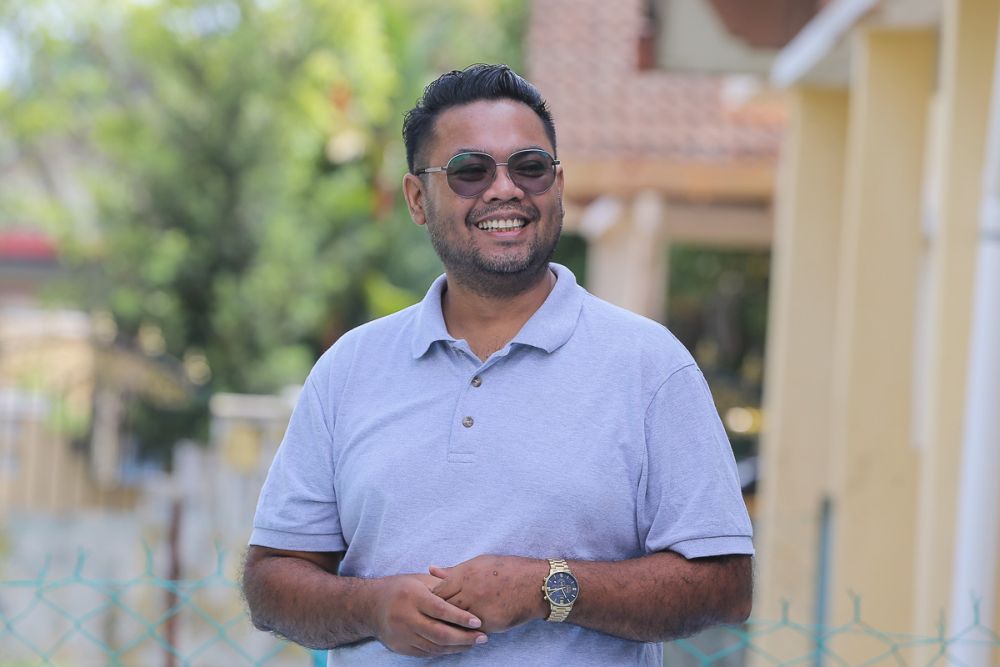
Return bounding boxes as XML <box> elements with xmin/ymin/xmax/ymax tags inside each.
<box><xmin>476</xmin><ymin>218</ymin><xmax>526</xmax><ymax>232</ymax></box>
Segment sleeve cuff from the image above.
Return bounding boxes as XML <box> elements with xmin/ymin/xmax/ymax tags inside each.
<box><xmin>249</xmin><ymin>527</ymin><xmax>347</xmax><ymax>553</ymax></box>
<box><xmin>667</xmin><ymin>535</ymin><xmax>755</xmax><ymax>559</ymax></box>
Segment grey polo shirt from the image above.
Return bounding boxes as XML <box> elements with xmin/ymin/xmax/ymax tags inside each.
<box><xmin>250</xmin><ymin>263</ymin><xmax>753</xmax><ymax>666</ymax></box>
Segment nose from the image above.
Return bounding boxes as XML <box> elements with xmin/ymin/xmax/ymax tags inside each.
<box><xmin>481</xmin><ymin>164</ymin><xmax>524</xmax><ymax>201</ymax></box>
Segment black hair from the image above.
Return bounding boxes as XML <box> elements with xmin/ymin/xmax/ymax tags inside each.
<box><xmin>402</xmin><ymin>64</ymin><xmax>557</xmax><ymax>173</ymax></box>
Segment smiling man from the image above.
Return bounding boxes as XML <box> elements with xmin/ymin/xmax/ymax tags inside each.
<box><xmin>242</xmin><ymin>64</ymin><xmax>754</xmax><ymax>666</ymax></box>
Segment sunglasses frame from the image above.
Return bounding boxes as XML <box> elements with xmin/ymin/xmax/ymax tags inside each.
<box><xmin>416</xmin><ymin>148</ymin><xmax>561</xmax><ymax>198</ymax></box>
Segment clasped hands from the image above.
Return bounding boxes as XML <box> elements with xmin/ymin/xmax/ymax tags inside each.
<box><xmin>373</xmin><ymin>554</ymin><xmax>549</xmax><ymax>657</ymax></box>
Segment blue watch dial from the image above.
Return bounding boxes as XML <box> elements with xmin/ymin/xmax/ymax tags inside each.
<box><xmin>545</xmin><ymin>571</ymin><xmax>579</xmax><ymax>606</ymax></box>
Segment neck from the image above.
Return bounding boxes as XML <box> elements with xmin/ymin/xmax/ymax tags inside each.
<box><xmin>442</xmin><ymin>265</ymin><xmax>556</xmax><ymax>358</ymax></box>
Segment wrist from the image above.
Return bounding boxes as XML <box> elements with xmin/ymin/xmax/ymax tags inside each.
<box><xmin>363</xmin><ymin>576</ymin><xmax>391</xmax><ymax>639</ymax></box>
<box><xmin>527</xmin><ymin>559</ymin><xmax>551</xmax><ymax>621</ymax></box>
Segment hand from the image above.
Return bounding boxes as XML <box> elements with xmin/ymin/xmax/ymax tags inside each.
<box><xmin>429</xmin><ymin>555</ymin><xmax>549</xmax><ymax>633</ymax></box>
<box><xmin>372</xmin><ymin>573</ymin><xmax>487</xmax><ymax>657</ymax></box>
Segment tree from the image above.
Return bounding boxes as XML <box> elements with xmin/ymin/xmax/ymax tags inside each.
<box><xmin>0</xmin><ymin>0</ymin><xmax>527</xmax><ymax>460</ymax></box>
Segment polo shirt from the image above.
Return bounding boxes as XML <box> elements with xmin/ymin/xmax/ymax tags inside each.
<box><xmin>250</xmin><ymin>263</ymin><xmax>753</xmax><ymax>666</ymax></box>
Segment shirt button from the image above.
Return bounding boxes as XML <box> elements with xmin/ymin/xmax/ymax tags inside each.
<box><xmin>462</xmin><ymin>416</ymin><xmax>475</xmax><ymax>428</ymax></box>
<box><xmin>471</xmin><ymin>375</ymin><xmax>482</xmax><ymax>387</ymax></box>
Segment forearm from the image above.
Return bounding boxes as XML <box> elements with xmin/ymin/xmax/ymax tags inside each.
<box><xmin>566</xmin><ymin>552</ymin><xmax>753</xmax><ymax>642</ymax></box>
<box><xmin>242</xmin><ymin>549</ymin><xmax>377</xmax><ymax>649</ymax></box>
<box><xmin>431</xmin><ymin>551</ymin><xmax>752</xmax><ymax>642</ymax></box>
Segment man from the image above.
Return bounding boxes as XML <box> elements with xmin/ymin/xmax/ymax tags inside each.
<box><xmin>242</xmin><ymin>64</ymin><xmax>753</xmax><ymax>665</ymax></box>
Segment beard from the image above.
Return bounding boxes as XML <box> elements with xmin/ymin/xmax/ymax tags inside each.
<box><xmin>425</xmin><ymin>199</ymin><xmax>564</xmax><ymax>298</ymax></box>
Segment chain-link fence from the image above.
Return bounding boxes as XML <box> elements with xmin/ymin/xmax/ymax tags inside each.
<box><xmin>0</xmin><ymin>548</ymin><xmax>312</xmax><ymax>667</ymax></box>
<box><xmin>2</xmin><ymin>552</ymin><xmax>999</xmax><ymax>666</ymax></box>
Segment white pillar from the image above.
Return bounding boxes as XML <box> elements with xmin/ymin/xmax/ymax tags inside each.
<box><xmin>582</xmin><ymin>192</ymin><xmax>667</xmax><ymax>320</ymax></box>
<box><xmin>948</xmin><ymin>14</ymin><xmax>1000</xmax><ymax>662</ymax></box>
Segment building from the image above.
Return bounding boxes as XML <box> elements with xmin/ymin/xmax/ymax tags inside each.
<box><xmin>528</xmin><ymin>0</ymin><xmax>784</xmax><ymax>322</ymax></box>
<box><xmin>660</xmin><ymin>0</ymin><xmax>1000</xmax><ymax>662</ymax></box>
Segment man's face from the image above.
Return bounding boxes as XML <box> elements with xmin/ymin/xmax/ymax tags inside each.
<box><xmin>403</xmin><ymin>99</ymin><xmax>564</xmax><ymax>297</ymax></box>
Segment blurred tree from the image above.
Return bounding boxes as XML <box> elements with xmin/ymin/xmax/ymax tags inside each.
<box><xmin>665</xmin><ymin>245</ymin><xmax>770</xmax><ymax>461</ymax></box>
<box><xmin>0</xmin><ymin>0</ymin><xmax>526</xmax><ymax>461</ymax></box>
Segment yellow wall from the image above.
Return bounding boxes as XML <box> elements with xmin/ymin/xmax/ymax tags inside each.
<box><xmin>757</xmin><ymin>87</ymin><xmax>848</xmax><ymax>642</ymax></box>
<box><xmin>762</xmin><ymin>0</ymin><xmax>1000</xmax><ymax>649</ymax></box>
<box><xmin>828</xmin><ymin>26</ymin><xmax>934</xmax><ymax>633</ymax></box>
<box><xmin>0</xmin><ymin>331</ymin><xmax>137</xmax><ymax>515</ymax></box>
<box><xmin>758</xmin><ymin>24</ymin><xmax>946</xmax><ymax>651</ymax></box>
<box><xmin>913</xmin><ymin>0</ymin><xmax>1000</xmax><ymax>637</ymax></box>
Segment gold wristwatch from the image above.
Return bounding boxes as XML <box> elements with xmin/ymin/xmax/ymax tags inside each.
<box><xmin>542</xmin><ymin>558</ymin><xmax>580</xmax><ymax>622</ymax></box>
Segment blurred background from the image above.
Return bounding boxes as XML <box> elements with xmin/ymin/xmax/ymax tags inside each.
<box><xmin>1</xmin><ymin>0</ymin><xmax>999</xmax><ymax>665</ymax></box>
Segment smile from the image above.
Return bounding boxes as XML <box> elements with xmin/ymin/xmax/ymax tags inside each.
<box><xmin>475</xmin><ymin>218</ymin><xmax>527</xmax><ymax>231</ymax></box>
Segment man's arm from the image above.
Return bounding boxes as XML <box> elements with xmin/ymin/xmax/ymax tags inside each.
<box><xmin>429</xmin><ymin>551</ymin><xmax>752</xmax><ymax>641</ymax></box>
<box><xmin>242</xmin><ymin>545</ymin><xmax>488</xmax><ymax>657</ymax></box>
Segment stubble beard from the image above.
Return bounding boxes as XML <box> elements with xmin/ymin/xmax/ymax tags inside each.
<box><xmin>426</xmin><ymin>199</ymin><xmax>564</xmax><ymax>299</ymax></box>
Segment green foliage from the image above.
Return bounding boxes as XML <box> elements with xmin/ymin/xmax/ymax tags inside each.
<box><xmin>0</xmin><ymin>0</ymin><xmax>526</xmax><ymax>458</ymax></box>
<box><xmin>551</xmin><ymin>232</ymin><xmax>588</xmax><ymax>286</ymax></box>
<box><xmin>666</xmin><ymin>245</ymin><xmax>770</xmax><ymax>460</ymax></box>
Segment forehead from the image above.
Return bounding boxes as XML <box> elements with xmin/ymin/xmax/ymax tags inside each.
<box><xmin>426</xmin><ymin>99</ymin><xmax>552</xmax><ymax>161</ymax></box>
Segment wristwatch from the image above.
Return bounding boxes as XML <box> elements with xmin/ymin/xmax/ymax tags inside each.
<box><xmin>542</xmin><ymin>558</ymin><xmax>579</xmax><ymax>622</ymax></box>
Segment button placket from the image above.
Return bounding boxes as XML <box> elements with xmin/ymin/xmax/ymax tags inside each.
<box><xmin>460</xmin><ymin>373</ymin><xmax>483</xmax><ymax>429</ymax></box>
<box><xmin>448</xmin><ymin>365</ymin><xmax>490</xmax><ymax>463</ymax></box>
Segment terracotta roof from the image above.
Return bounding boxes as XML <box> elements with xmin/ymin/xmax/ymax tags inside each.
<box><xmin>0</xmin><ymin>229</ymin><xmax>58</xmax><ymax>262</ymax></box>
<box><xmin>527</xmin><ymin>0</ymin><xmax>785</xmax><ymax>164</ymax></box>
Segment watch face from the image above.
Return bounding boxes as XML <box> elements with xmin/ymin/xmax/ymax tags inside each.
<box><xmin>545</xmin><ymin>571</ymin><xmax>579</xmax><ymax>606</ymax></box>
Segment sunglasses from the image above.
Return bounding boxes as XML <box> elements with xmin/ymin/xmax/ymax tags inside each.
<box><xmin>416</xmin><ymin>149</ymin><xmax>560</xmax><ymax>198</ymax></box>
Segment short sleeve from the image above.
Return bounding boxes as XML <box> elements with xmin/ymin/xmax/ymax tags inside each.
<box><xmin>637</xmin><ymin>364</ymin><xmax>754</xmax><ymax>559</ymax></box>
<box><xmin>249</xmin><ymin>371</ymin><xmax>346</xmax><ymax>553</ymax></box>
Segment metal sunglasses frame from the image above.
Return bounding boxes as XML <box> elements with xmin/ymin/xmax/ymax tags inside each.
<box><xmin>416</xmin><ymin>148</ymin><xmax>561</xmax><ymax>198</ymax></box>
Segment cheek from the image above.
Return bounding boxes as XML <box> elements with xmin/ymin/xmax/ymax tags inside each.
<box><xmin>541</xmin><ymin>197</ymin><xmax>564</xmax><ymax>227</ymax></box>
<box><xmin>426</xmin><ymin>194</ymin><xmax>474</xmax><ymax>226</ymax></box>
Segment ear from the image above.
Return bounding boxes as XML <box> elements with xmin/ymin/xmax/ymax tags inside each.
<box><xmin>555</xmin><ymin>164</ymin><xmax>564</xmax><ymax>197</ymax></box>
<box><xmin>403</xmin><ymin>173</ymin><xmax>428</xmax><ymax>227</ymax></box>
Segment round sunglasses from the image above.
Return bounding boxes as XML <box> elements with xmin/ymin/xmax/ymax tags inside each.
<box><xmin>416</xmin><ymin>149</ymin><xmax>560</xmax><ymax>198</ymax></box>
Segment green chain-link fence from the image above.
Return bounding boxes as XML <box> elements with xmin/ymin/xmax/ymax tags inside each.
<box><xmin>2</xmin><ymin>552</ymin><xmax>999</xmax><ymax>666</ymax></box>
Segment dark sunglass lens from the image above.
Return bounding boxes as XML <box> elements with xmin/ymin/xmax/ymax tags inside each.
<box><xmin>509</xmin><ymin>150</ymin><xmax>555</xmax><ymax>193</ymax></box>
<box><xmin>446</xmin><ymin>153</ymin><xmax>495</xmax><ymax>196</ymax></box>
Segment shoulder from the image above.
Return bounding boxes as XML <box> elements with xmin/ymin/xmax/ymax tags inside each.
<box><xmin>307</xmin><ymin>303</ymin><xmax>422</xmax><ymax>391</ymax></box>
<box><xmin>333</xmin><ymin>303</ymin><xmax>422</xmax><ymax>352</ymax></box>
<box><xmin>575</xmin><ymin>290</ymin><xmax>695</xmax><ymax>377</ymax></box>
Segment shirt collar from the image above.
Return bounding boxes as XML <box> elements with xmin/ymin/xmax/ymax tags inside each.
<box><xmin>410</xmin><ymin>262</ymin><xmax>585</xmax><ymax>359</ymax></box>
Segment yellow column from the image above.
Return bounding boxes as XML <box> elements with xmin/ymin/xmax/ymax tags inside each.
<box><xmin>913</xmin><ymin>0</ymin><xmax>999</xmax><ymax>638</ymax></box>
<box><xmin>755</xmin><ymin>87</ymin><xmax>848</xmax><ymax>647</ymax></box>
<box><xmin>828</xmin><ymin>28</ymin><xmax>935</xmax><ymax>634</ymax></box>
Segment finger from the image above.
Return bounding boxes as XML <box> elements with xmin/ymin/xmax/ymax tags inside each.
<box><xmin>446</xmin><ymin>594</ymin><xmax>471</xmax><ymax>611</ymax></box>
<box><xmin>420</xmin><ymin>589</ymin><xmax>482</xmax><ymax>629</ymax></box>
<box><xmin>403</xmin><ymin>642</ymin><xmax>432</xmax><ymax>657</ymax></box>
<box><xmin>414</xmin><ymin>618</ymin><xmax>488</xmax><ymax>649</ymax></box>
<box><xmin>428</xmin><ymin>564</ymin><xmax>451</xmax><ymax>579</ymax></box>
<box><xmin>431</xmin><ymin>576</ymin><xmax>462</xmax><ymax>600</ymax></box>
<box><xmin>412</xmin><ymin>573</ymin><xmax>443</xmax><ymax>589</ymax></box>
<box><xmin>409</xmin><ymin>635</ymin><xmax>477</xmax><ymax>656</ymax></box>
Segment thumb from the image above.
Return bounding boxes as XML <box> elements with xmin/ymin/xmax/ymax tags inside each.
<box><xmin>428</xmin><ymin>564</ymin><xmax>451</xmax><ymax>578</ymax></box>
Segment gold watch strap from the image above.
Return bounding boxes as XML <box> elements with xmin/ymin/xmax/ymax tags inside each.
<box><xmin>545</xmin><ymin>558</ymin><xmax>574</xmax><ymax>622</ymax></box>
<box><xmin>548</xmin><ymin>603</ymin><xmax>572</xmax><ymax>622</ymax></box>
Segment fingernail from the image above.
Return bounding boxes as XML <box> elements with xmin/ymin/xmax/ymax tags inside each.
<box><xmin>476</xmin><ymin>635</ymin><xmax>488</xmax><ymax>644</ymax></box>
<box><xmin>469</xmin><ymin>617</ymin><xmax>482</xmax><ymax>629</ymax></box>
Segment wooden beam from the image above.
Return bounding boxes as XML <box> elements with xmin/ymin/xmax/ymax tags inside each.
<box><xmin>561</xmin><ymin>157</ymin><xmax>775</xmax><ymax>202</ymax></box>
